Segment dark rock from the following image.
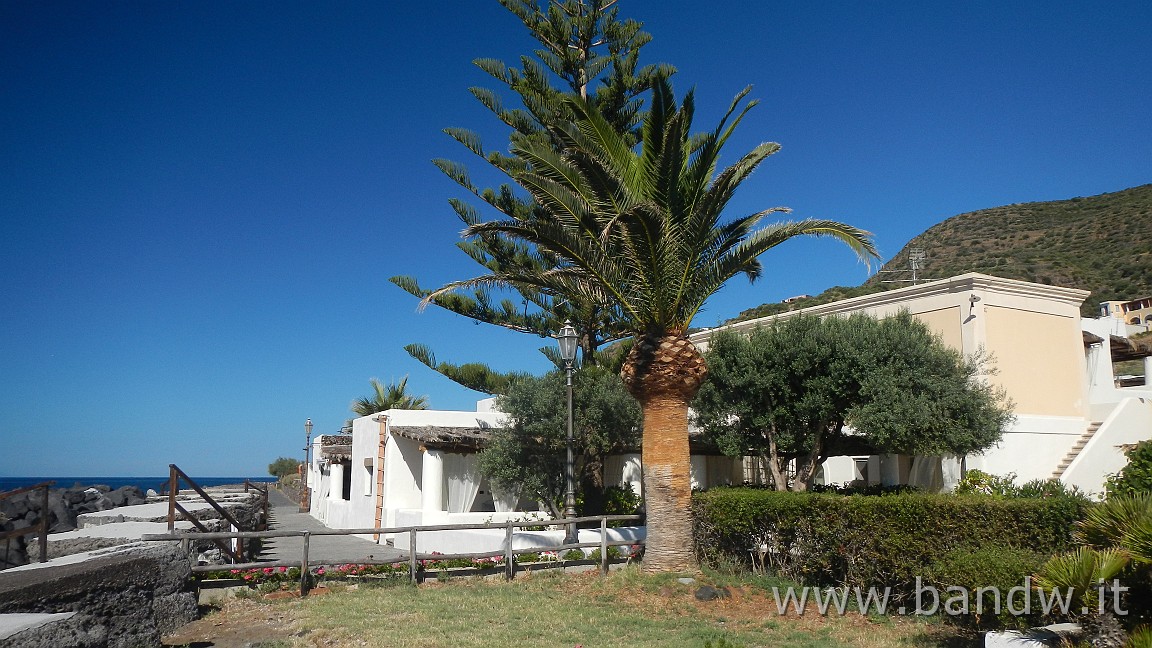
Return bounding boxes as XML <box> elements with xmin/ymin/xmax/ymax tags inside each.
<box><xmin>3</xmin><ymin>498</ymin><xmax>29</xmax><ymax>518</ymax></box>
<box><xmin>48</xmin><ymin>499</ymin><xmax>77</xmax><ymax>533</ymax></box>
<box><xmin>694</xmin><ymin>585</ymin><xmax>732</xmax><ymax>601</ymax></box>
<box><xmin>0</xmin><ymin>535</ymin><xmax>28</xmax><ymax>570</ymax></box>
<box><xmin>0</xmin><ymin>542</ymin><xmax>197</xmax><ymax>647</ymax></box>
<box><xmin>105</xmin><ymin>488</ymin><xmax>130</xmax><ymax>508</ymax></box>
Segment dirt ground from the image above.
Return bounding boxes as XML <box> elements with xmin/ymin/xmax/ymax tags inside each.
<box><xmin>162</xmin><ymin>590</ymin><xmax>328</xmax><ymax>648</ymax></box>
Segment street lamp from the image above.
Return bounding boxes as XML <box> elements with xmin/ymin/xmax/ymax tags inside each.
<box><xmin>556</xmin><ymin>320</ymin><xmax>579</xmax><ymax>545</ymax></box>
<box><xmin>301</xmin><ymin>418</ymin><xmax>313</xmax><ymax>512</ymax></box>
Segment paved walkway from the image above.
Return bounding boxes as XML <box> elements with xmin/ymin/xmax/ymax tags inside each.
<box><xmin>258</xmin><ymin>489</ymin><xmax>403</xmax><ymax>565</ymax></box>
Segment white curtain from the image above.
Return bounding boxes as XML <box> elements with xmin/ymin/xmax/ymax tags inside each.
<box><xmin>491</xmin><ymin>483</ymin><xmax>520</xmax><ymax>513</ymax></box>
<box><xmin>444</xmin><ymin>453</ymin><xmax>482</xmax><ymax>514</ymax></box>
<box><xmin>940</xmin><ymin>455</ymin><xmax>963</xmax><ymax>493</ymax></box>
<box><xmin>908</xmin><ymin>455</ymin><xmax>944</xmax><ymax>492</ymax></box>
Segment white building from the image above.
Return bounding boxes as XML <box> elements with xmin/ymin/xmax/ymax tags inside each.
<box><xmin>309</xmin><ymin>272</ymin><xmax>1151</xmax><ymax>547</ymax></box>
<box><xmin>689</xmin><ymin>272</ymin><xmax>1152</xmax><ymax>495</ymax></box>
<box><xmin>306</xmin><ymin>403</ymin><xmax>652</xmax><ymax>553</ymax></box>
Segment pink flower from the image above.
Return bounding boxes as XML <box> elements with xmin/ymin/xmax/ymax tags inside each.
<box><xmin>278</xmin><ymin>566</ymin><xmax>287</xmax><ymax>573</ymax></box>
<box><xmin>316</xmin><ymin>567</ymin><xmax>325</xmax><ymax>575</ymax></box>
<box><xmin>263</xmin><ymin>568</ymin><xmax>274</xmax><ymax>574</ymax></box>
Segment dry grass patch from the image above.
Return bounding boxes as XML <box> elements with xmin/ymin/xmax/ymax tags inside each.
<box><xmin>174</xmin><ymin>567</ymin><xmax>981</xmax><ymax>647</ymax></box>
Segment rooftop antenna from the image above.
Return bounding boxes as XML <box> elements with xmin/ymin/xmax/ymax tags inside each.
<box><xmin>880</xmin><ymin>248</ymin><xmax>930</xmax><ymax>285</ymax></box>
<box><xmin>908</xmin><ymin>249</ymin><xmax>926</xmax><ymax>284</ymax></box>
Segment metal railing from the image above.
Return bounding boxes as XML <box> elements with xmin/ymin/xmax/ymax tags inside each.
<box><xmin>143</xmin><ymin>514</ymin><xmax>643</xmax><ymax>596</ymax></box>
<box><xmin>0</xmin><ymin>481</ymin><xmax>55</xmax><ymax>564</ymax></box>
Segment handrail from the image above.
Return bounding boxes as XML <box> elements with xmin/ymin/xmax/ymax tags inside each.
<box><xmin>243</xmin><ymin>480</ymin><xmax>269</xmax><ymax>531</ymax></box>
<box><xmin>165</xmin><ymin>465</ymin><xmax>257</xmax><ymax>563</ymax></box>
<box><xmin>142</xmin><ymin>513</ymin><xmax>644</xmax><ymax>596</ymax></box>
<box><xmin>0</xmin><ymin>481</ymin><xmax>55</xmax><ymax>501</ymax></box>
<box><xmin>0</xmin><ymin>481</ymin><xmax>54</xmax><ymax>564</ymax></box>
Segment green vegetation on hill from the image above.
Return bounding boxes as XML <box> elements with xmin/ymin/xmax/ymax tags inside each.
<box><xmin>729</xmin><ymin>184</ymin><xmax>1152</xmax><ymax>322</ymax></box>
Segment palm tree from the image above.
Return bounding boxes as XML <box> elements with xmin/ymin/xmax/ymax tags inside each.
<box><xmin>429</xmin><ymin>75</ymin><xmax>878</xmax><ymax>571</ymax></box>
<box><xmin>350</xmin><ymin>376</ymin><xmax>429</xmax><ymax>417</ymax></box>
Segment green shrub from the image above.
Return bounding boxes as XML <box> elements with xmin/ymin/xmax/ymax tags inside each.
<box><xmin>953</xmin><ymin>470</ymin><xmax>1090</xmax><ymax>503</ymax></box>
<box><xmin>1107</xmin><ymin>441</ymin><xmax>1152</xmax><ymax>497</ymax></box>
<box><xmin>926</xmin><ymin>545</ymin><xmax>1049</xmax><ymax>627</ymax></box>
<box><xmin>588</xmin><ymin>546</ymin><xmax>622</xmax><ymax>561</ymax></box>
<box><xmin>603</xmin><ymin>484</ymin><xmax>643</xmax><ymax>527</ymax></box>
<box><xmin>954</xmin><ymin>469</ymin><xmax>1021</xmax><ymax>496</ymax></box>
<box><xmin>692</xmin><ymin>488</ymin><xmax>1087</xmax><ymax>603</ymax></box>
<box><xmin>1017</xmin><ymin>478</ymin><xmax>1091</xmax><ymax>502</ymax></box>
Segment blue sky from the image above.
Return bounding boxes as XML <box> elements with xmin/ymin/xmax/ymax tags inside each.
<box><xmin>2</xmin><ymin>2</ymin><xmax>1149</xmax><ymax>477</ymax></box>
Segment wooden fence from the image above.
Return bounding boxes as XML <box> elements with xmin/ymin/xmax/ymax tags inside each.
<box><xmin>0</xmin><ymin>481</ymin><xmax>54</xmax><ymax>564</ymax></box>
<box><xmin>164</xmin><ymin>464</ymin><xmax>269</xmax><ymax>563</ymax></box>
<box><xmin>143</xmin><ymin>514</ymin><xmax>643</xmax><ymax>596</ymax></box>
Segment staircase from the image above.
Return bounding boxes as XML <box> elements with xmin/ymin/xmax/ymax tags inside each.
<box><xmin>1052</xmin><ymin>422</ymin><xmax>1103</xmax><ymax>479</ymax></box>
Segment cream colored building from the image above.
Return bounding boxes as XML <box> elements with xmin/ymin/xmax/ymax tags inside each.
<box><xmin>1099</xmin><ymin>296</ymin><xmax>1152</xmax><ymax>326</ymax></box>
<box><xmin>688</xmin><ymin>273</ymin><xmax>1152</xmax><ymax>495</ymax></box>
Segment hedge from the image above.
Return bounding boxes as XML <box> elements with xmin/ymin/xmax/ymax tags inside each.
<box><xmin>692</xmin><ymin>488</ymin><xmax>1088</xmax><ymax>601</ymax></box>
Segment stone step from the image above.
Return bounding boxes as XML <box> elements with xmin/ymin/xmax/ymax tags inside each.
<box><xmin>1052</xmin><ymin>422</ymin><xmax>1104</xmax><ymax>479</ymax></box>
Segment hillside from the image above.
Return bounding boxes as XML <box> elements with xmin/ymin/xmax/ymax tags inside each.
<box><xmin>729</xmin><ymin>184</ymin><xmax>1152</xmax><ymax>322</ymax></box>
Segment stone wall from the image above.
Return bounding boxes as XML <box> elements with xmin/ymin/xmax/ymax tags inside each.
<box><xmin>0</xmin><ymin>542</ymin><xmax>197</xmax><ymax>648</ymax></box>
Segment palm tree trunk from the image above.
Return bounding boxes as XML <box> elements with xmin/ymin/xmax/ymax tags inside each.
<box><xmin>640</xmin><ymin>392</ymin><xmax>697</xmax><ymax>572</ymax></box>
<box><xmin>622</xmin><ymin>334</ymin><xmax>708</xmax><ymax>573</ymax></box>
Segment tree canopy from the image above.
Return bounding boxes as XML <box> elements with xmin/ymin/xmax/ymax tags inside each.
<box><xmin>429</xmin><ymin>73</ymin><xmax>878</xmax><ymax>570</ymax></box>
<box><xmin>693</xmin><ymin>312</ymin><xmax>1014</xmax><ymax>491</ymax></box>
<box><xmin>391</xmin><ymin>0</ymin><xmax>673</xmax><ymax>393</ymax></box>
<box><xmin>268</xmin><ymin>456</ymin><xmax>302</xmax><ymax>480</ymax></box>
<box><xmin>350</xmin><ymin>376</ymin><xmax>429</xmax><ymax>417</ymax></box>
<box><xmin>479</xmin><ymin>365</ymin><xmax>641</xmax><ymax>516</ymax></box>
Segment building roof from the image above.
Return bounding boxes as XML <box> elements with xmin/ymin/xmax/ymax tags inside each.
<box><xmin>690</xmin><ymin>272</ymin><xmax>1090</xmax><ymax>345</ymax></box>
<box><xmin>1111</xmin><ymin>334</ymin><xmax>1152</xmax><ymax>362</ymax></box>
<box><xmin>318</xmin><ymin>435</ymin><xmax>353</xmax><ymax>461</ymax></box>
<box><xmin>390</xmin><ymin>425</ymin><xmax>494</xmax><ymax>451</ymax></box>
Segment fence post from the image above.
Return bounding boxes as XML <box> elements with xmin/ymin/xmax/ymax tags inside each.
<box><xmin>600</xmin><ymin>517</ymin><xmax>608</xmax><ymax>575</ymax></box>
<box><xmin>409</xmin><ymin>528</ymin><xmax>418</xmax><ymax>585</ymax></box>
<box><xmin>300</xmin><ymin>531</ymin><xmax>311</xmax><ymax>597</ymax></box>
<box><xmin>38</xmin><ymin>485</ymin><xmax>49</xmax><ymax>563</ymax></box>
<box><xmin>504</xmin><ymin>520</ymin><xmax>514</xmax><ymax>581</ymax></box>
<box><xmin>167</xmin><ymin>467</ymin><xmax>178</xmax><ymax>532</ymax></box>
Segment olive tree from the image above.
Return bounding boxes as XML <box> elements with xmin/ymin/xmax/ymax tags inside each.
<box><xmin>693</xmin><ymin>311</ymin><xmax>1014</xmax><ymax>491</ymax></box>
<box><xmin>480</xmin><ymin>365</ymin><xmax>641</xmax><ymax>516</ymax></box>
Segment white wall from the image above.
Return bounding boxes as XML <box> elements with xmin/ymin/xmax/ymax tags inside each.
<box><xmin>1062</xmin><ymin>397</ymin><xmax>1152</xmax><ymax>495</ymax></box>
<box><xmin>405</xmin><ymin>525</ymin><xmax>645</xmax><ymax>556</ymax></box>
<box><xmin>964</xmin><ymin>415</ymin><xmax>1086</xmax><ymax>482</ymax></box>
<box><xmin>310</xmin><ymin>405</ymin><xmax>509</xmax><ymax>534</ymax></box>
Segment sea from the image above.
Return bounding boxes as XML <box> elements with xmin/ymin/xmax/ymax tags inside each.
<box><xmin>0</xmin><ymin>476</ymin><xmax>277</xmax><ymax>494</ymax></box>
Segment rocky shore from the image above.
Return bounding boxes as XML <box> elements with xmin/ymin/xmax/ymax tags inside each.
<box><xmin>0</xmin><ymin>484</ymin><xmax>268</xmax><ymax>647</ymax></box>
<box><xmin>1</xmin><ymin>484</ymin><xmax>148</xmax><ymax>569</ymax></box>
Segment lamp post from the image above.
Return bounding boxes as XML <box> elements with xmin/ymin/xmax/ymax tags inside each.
<box><xmin>301</xmin><ymin>418</ymin><xmax>313</xmax><ymax>512</ymax></box>
<box><xmin>556</xmin><ymin>320</ymin><xmax>579</xmax><ymax>545</ymax></box>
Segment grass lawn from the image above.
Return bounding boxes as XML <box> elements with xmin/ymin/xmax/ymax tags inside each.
<box><xmin>206</xmin><ymin>566</ymin><xmax>980</xmax><ymax>647</ymax></box>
